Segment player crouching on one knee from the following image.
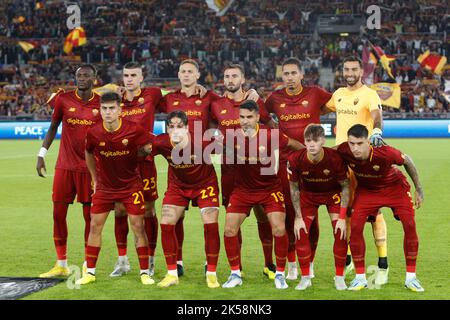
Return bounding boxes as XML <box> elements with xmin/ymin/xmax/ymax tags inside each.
<box><xmin>76</xmin><ymin>91</ymin><xmax>155</xmax><ymax>286</ymax></box>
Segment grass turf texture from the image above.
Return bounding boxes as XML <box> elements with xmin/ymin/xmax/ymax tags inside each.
<box><xmin>0</xmin><ymin>139</ymin><xmax>448</xmax><ymax>300</ymax></box>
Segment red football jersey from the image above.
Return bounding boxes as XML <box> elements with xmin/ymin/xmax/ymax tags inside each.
<box><xmin>86</xmin><ymin>119</ymin><xmax>151</xmax><ymax>194</ymax></box>
<box><xmin>210</xmin><ymin>96</ymin><xmax>272</xmax><ymax>134</ymax></box>
<box><xmin>152</xmin><ymin>134</ymin><xmax>217</xmax><ymax>189</ymax></box>
<box><xmin>159</xmin><ymin>89</ymin><xmax>219</xmax><ymax>135</ymax></box>
<box><xmin>265</xmin><ymin>86</ymin><xmax>332</xmax><ymax>144</ymax></box>
<box><xmin>51</xmin><ymin>90</ymin><xmax>101</xmax><ymax>173</ymax></box>
<box><xmin>337</xmin><ymin>143</ymin><xmax>409</xmax><ymax>190</ymax></box>
<box><xmin>288</xmin><ymin>147</ymin><xmax>348</xmax><ymax>193</ymax></box>
<box><xmin>231</xmin><ymin>125</ymin><xmax>289</xmax><ymax>192</ymax></box>
<box><xmin>120</xmin><ymin>87</ymin><xmax>163</xmax><ymax>133</ymax></box>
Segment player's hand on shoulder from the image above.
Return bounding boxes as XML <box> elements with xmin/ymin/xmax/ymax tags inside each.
<box><xmin>36</xmin><ymin>157</ymin><xmax>46</xmax><ymax>178</ymax></box>
<box><xmin>244</xmin><ymin>89</ymin><xmax>259</xmax><ymax>102</ymax></box>
<box><xmin>194</xmin><ymin>84</ymin><xmax>207</xmax><ymax>98</ymax></box>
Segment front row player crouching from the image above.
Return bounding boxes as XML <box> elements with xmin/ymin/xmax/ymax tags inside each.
<box><xmin>222</xmin><ymin>100</ymin><xmax>303</xmax><ymax>290</ymax></box>
<box><xmin>153</xmin><ymin>111</ymin><xmax>221</xmax><ymax>289</ymax></box>
<box><xmin>288</xmin><ymin>124</ymin><xmax>350</xmax><ymax>291</ymax></box>
<box><xmin>76</xmin><ymin>92</ymin><xmax>154</xmax><ymax>286</ymax></box>
<box><xmin>337</xmin><ymin>124</ymin><xmax>424</xmax><ymax>292</ymax></box>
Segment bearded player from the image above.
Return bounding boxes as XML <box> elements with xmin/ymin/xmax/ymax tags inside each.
<box><xmin>265</xmin><ymin>57</ymin><xmax>332</xmax><ymax>280</ymax></box>
<box><xmin>210</xmin><ymin>64</ymin><xmax>276</xmax><ymax>279</ymax></box>
<box><xmin>37</xmin><ymin>64</ymin><xmax>101</xmax><ymax>278</ymax></box>
<box><xmin>222</xmin><ymin>100</ymin><xmax>303</xmax><ymax>289</ymax></box>
<box><xmin>325</xmin><ymin>56</ymin><xmax>389</xmax><ymax>285</ymax></box>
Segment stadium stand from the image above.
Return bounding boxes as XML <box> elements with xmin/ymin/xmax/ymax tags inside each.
<box><xmin>0</xmin><ymin>0</ymin><xmax>449</xmax><ymax>119</ymax></box>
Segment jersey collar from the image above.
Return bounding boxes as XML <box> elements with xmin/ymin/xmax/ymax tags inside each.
<box><xmin>75</xmin><ymin>89</ymin><xmax>95</xmax><ymax>102</ymax></box>
<box><xmin>103</xmin><ymin>118</ymin><xmax>122</xmax><ymax>133</ymax></box>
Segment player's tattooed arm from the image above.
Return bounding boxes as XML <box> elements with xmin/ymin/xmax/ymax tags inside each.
<box><xmin>289</xmin><ymin>181</ymin><xmax>301</xmax><ymax>219</ymax></box>
<box><xmin>370</xmin><ymin>109</ymin><xmax>383</xmax><ymax>130</ymax></box>
<box><xmin>36</xmin><ymin>118</ymin><xmax>62</xmax><ymax>177</ymax></box>
<box><xmin>403</xmin><ymin>154</ymin><xmax>424</xmax><ymax>209</ymax></box>
<box><xmin>85</xmin><ymin>150</ymin><xmax>97</xmax><ymax>193</ymax></box>
<box><xmin>290</xmin><ymin>180</ymin><xmax>307</xmax><ymax>239</ymax></box>
<box><xmin>338</xmin><ymin>178</ymin><xmax>350</xmax><ymax>208</ymax></box>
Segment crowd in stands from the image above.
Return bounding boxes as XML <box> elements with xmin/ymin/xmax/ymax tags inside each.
<box><xmin>0</xmin><ymin>0</ymin><xmax>449</xmax><ymax>118</ymax></box>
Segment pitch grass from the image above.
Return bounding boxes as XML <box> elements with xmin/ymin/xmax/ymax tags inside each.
<box><xmin>0</xmin><ymin>139</ymin><xmax>449</xmax><ymax>300</ymax></box>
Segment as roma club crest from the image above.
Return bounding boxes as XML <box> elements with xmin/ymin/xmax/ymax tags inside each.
<box><xmin>173</xmin><ymin>101</ymin><xmax>179</xmax><ymax>106</ymax></box>
<box><xmin>373</xmin><ymin>165</ymin><xmax>380</xmax><ymax>171</ymax></box>
<box><xmin>92</xmin><ymin>109</ymin><xmax>99</xmax><ymax>116</ymax></box>
<box><xmin>69</xmin><ymin>107</ymin><xmax>76</xmax><ymax>112</ymax></box>
<box><xmin>301</xmin><ymin>100</ymin><xmax>309</xmax><ymax>107</ymax></box>
<box><xmin>323</xmin><ymin>169</ymin><xmax>330</xmax><ymax>175</ymax></box>
<box><xmin>195</xmin><ymin>99</ymin><xmax>202</xmax><ymax>106</ymax></box>
<box><xmin>99</xmin><ymin>141</ymin><xmax>105</xmax><ymax>146</ymax></box>
<box><xmin>122</xmin><ymin>139</ymin><xmax>129</xmax><ymax>146</ymax></box>
<box><xmin>138</xmin><ymin>97</ymin><xmax>145</xmax><ymax>104</ymax></box>
<box><xmin>302</xmin><ymin>171</ymin><xmax>309</xmax><ymax>175</ymax></box>
<box><xmin>221</xmin><ymin>109</ymin><xmax>227</xmax><ymax>114</ymax></box>
<box><xmin>280</xmin><ymin>103</ymin><xmax>286</xmax><ymax>108</ymax></box>
<box><xmin>353</xmin><ymin>98</ymin><xmax>359</xmax><ymax>105</ymax></box>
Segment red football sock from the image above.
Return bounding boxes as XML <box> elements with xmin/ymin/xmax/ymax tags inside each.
<box><xmin>145</xmin><ymin>215</ymin><xmax>158</xmax><ymax>256</ymax></box>
<box><xmin>53</xmin><ymin>202</ymin><xmax>69</xmax><ymax>260</ymax></box>
<box><xmin>257</xmin><ymin>221</ymin><xmax>273</xmax><ymax>266</ymax></box>
<box><xmin>295</xmin><ymin>218</ymin><xmax>312</xmax><ymax>276</ymax></box>
<box><xmin>160</xmin><ymin>224</ymin><xmax>178</xmax><ymax>271</ymax></box>
<box><xmin>175</xmin><ymin>217</ymin><xmax>184</xmax><ymax>261</ymax></box>
<box><xmin>237</xmin><ymin>228</ymin><xmax>243</xmax><ymax>270</ymax></box>
<box><xmin>309</xmin><ymin>218</ymin><xmax>320</xmax><ymax>262</ymax></box>
<box><xmin>85</xmin><ymin>245</ymin><xmax>101</xmax><ymax>269</ymax></box>
<box><xmin>82</xmin><ymin>204</ymin><xmax>91</xmax><ymax>248</ymax></box>
<box><xmin>274</xmin><ymin>234</ymin><xmax>289</xmax><ymax>272</ymax></box>
<box><xmin>287</xmin><ymin>249</ymin><xmax>296</xmax><ymax>263</ymax></box>
<box><xmin>204</xmin><ymin>223</ymin><xmax>220</xmax><ymax>272</ymax></box>
<box><xmin>114</xmin><ymin>215</ymin><xmax>128</xmax><ymax>256</ymax></box>
<box><xmin>399</xmin><ymin>215</ymin><xmax>419</xmax><ymax>273</ymax></box>
<box><xmin>136</xmin><ymin>246</ymin><xmax>149</xmax><ymax>270</ymax></box>
<box><xmin>332</xmin><ymin>220</ymin><xmax>347</xmax><ymax>276</ymax></box>
<box><xmin>350</xmin><ymin>217</ymin><xmax>366</xmax><ymax>274</ymax></box>
<box><xmin>224</xmin><ymin>235</ymin><xmax>240</xmax><ymax>271</ymax></box>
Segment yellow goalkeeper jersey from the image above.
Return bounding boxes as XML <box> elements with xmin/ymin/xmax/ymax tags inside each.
<box><xmin>326</xmin><ymin>84</ymin><xmax>382</xmax><ymax>144</ymax></box>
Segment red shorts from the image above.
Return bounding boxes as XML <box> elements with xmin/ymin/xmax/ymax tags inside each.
<box><xmin>352</xmin><ymin>183</ymin><xmax>414</xmax><ymax>221</ymax></box>
<box><xmin>221</xmin><ymin>164</ymin><xmax>235</xmax><ymax>207</ymax></box>
<box><xmin>226</xmin><ymin>189</ymin><xmax>286</xmax><ymax>216</ymax></box>
<box><xmin>52</xmin><ymin>168</ymin><xmax>92</xmax><ymax>203</ymax></box>
<box><xmin>162</xmin><ymin>180</ymin><xmax>220</xmax><ymax>209</ymax></box>
<box><xmin>138</xmin><ymin>160</ymin><xmax>158</xmax><ymax>202</ymax></box>
<box><xmin>300</xmin><ymin>191</ymin><xmax>342</xmax><ymax>218</ymax></box>
<box><xmin>91</xmin><ymin>189</ymin><xmax>145</xmax><ymax>215</ymax></box>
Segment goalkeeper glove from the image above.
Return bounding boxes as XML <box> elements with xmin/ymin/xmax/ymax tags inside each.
<box><xmin>369</xmin><ymin>128</ymin><xmax>385</xmax><ymax>147</ymax></box>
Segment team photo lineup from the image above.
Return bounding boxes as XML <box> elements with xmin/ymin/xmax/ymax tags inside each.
<box><xmin>1</xmin><ymin>0</ymin><xmax>449</xmax><ymax>301</ymax></box>
<box><xmin>36</xmin><ymin>56</ymin><xmax>424</xmax><ymax>292</ymax></box>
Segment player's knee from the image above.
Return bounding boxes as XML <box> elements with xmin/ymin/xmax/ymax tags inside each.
<box><xmin>224</xmin><ymin>224</ymin><xmax>239</xmax><ymax>237</ymax></box>
<box><xmin>271</xmin><ymin>222</ymin><xmax>286</xmax><ymax>237</ymax></box>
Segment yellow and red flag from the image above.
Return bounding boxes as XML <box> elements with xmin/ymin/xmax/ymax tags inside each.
<box><xmin>63</xmin><ymin>27</ymin><xmax>87</xmax><ymax>54</ymax></box>
<box><xmin>417</xmin><ymin>50</ymin><xmax>447</xmax><ymax>75</ymax></box>
<box><xmin>18</xmin><ymin>41</ymin><xmax>35</xmax><ymax>53</ymax></box>
<box><xmin>370</xmin><ymin>82</ymin><xmax>401</xmax><ymax>109</ymax></box>
<box><xmin>371</xmin><ymin>45</ymin><xmax>396</xmax><ymax>79</ymax></box>
<box><xmin>206</xmin><ymin>0</ymin><xmax>235</xmax><ymax>16</ymax></box>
